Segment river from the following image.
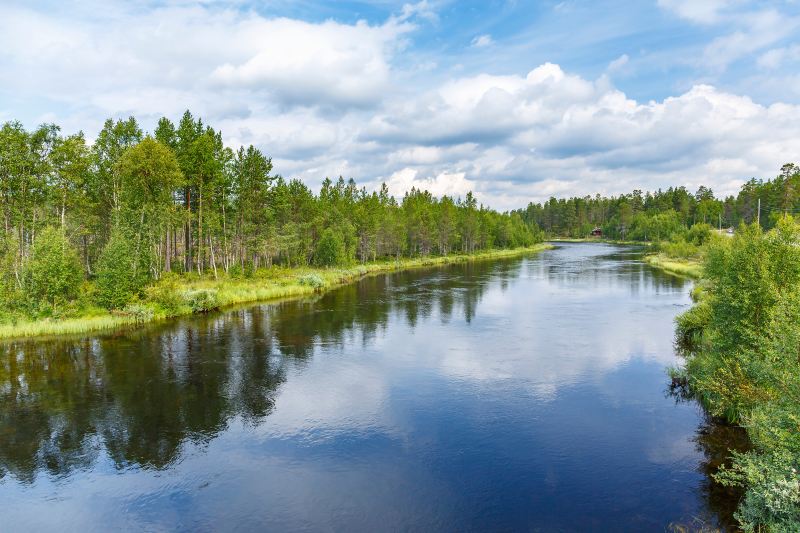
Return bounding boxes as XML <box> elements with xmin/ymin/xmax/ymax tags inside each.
<box><xmin>0</xmin><ymin>243</ymin><xmax>741</xmax><ymax>531</ymax></box>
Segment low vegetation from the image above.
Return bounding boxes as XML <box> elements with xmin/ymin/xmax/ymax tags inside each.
<box><xmin>676</xmin><ymin>218</ymin><xmax>800</xmax><ymax>532</ymax></box>
<box><xmin>0</xmin><ymin>245</ymin><xmax>551</xmax><ymax>340</ymax></box>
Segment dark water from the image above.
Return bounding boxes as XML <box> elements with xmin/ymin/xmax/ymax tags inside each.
<box><xmin>0</xmin><ymin>243</ymin><xmax>740</xmax><ymax>531</ymax></box>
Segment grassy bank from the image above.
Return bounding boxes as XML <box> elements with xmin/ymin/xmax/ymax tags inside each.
<box><xmin>0</xmin><ymin>244</ymin><xmax>552</xmax><ymax>341</ymax></box>
<box><xmin>642</xmin><ymin>253</ymin><xmax>703</xmax><ymax>278</ymax></box>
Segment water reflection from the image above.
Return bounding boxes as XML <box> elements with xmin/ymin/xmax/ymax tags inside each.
<box><xmin>0</xmin><ymin>261</ymin><xmax>502</xmax><ymax>482</ymax></box>
<box><xmin>0</xmin><ymin>244</ymin><xmax>740</xmax><ymax>531</ymax></box>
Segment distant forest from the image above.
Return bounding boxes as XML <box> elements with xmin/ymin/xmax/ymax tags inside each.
<box><xmin>516</xmin><ymin>163</ymin><xmax>800</xmax><ymax>240</ymax></box>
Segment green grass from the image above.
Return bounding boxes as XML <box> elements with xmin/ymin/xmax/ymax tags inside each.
<box><xmin>0</xmin><ymin>244</ymin><xmax>553</xmax><ymax>341</ymax></box>
<box><xmin>643</xmin><ymin>253</ymin><xmax>703</xmax><ymax>278</ymax></box>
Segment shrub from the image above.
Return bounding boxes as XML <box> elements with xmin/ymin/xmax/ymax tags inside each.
<box><xmin>185</xmin><ymin>289</ymin><xmax>220</xmax><ymax>313</ymax></box>
<box><xmin>25</xmin><ymin>227</ymin><xmax>83</xmax><ymax>308</ymax></box>
<box><xmin>659</xmin><ymin>238</ymin><xmax>700</xmax><ymax>259</ymax></box>
<box><xmin>0</xmin><ymin>234</ymin><xmax>21</xmax><ymax>307</ymax></box>
<box><xmin>228</xmin><ymin>263</ymin><xmax>243</xmax><ymax>279</ymax></box>
<box><xmin>95</xmin><ymin>230</ymin><xmax>149</xmax><ymax>309</ymax></box>
<box><xmin>122</xmin><ymin>303</ymin><xmax>155</xmax><ymax>323</ymax></box>
<box><xmin>298</xmin><ymin>273</ymin><xmax>325</xmax><ymax>289</ymax></box>
<box><xmin>144</xmin><ymin>272</ymin><xmax>183</xmax><ymax>313</ymax></box>
<box><xmin>314</xmin><ymin>228</ymin><xmax>345</xmax><ymax>267</ymax></box>
<box><xmin>687</xmin><ymin>223</ymin><xmax>713</xmax><ymax>246</ymax></box>
<box><xmin>675</xmin><ymin>300</ymin><xmax>710</xmax><ymax>353</ymax></box>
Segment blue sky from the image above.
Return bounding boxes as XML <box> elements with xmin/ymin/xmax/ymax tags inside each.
<box><xmin>1</xmin><ymin>0</ymin><xmax>799</xmax><ymax>208</ymax></box>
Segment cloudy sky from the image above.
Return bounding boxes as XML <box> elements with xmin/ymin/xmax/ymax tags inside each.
<box><xmin>1</xmin><ymin>0</ymin><xmax>799</xmax><ymax>209</ymax></box>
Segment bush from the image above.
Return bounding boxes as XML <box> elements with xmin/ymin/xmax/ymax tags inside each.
<box><xmin>675</xmin><ymin>299</ymin><xmax>710</xmax><ymax>353</ymax></box>
<box><xmin>298</xmin><ymin>273</ymin><xmax>325</xmax><ymax>289</ymax></box>
<box><xmin>0</xmin><ymin>234</ymin><xmax>21</xmax><ymax>307</ymax></box>
<box><xmin>659</xmin><ymin>238</ymin><xmax>700</xmax><ymax>259</ymax></box>
<box><xmin>185</xmin><ymin>289</ymin><xmax>219</xmax><ymax>313</ymax></box>
<box><xmin>144</xmin><ymin>272</ymin><xmax>183</xmax><ymax>313</ymax></box>
<box><xmin>228</xmin><ymin>263</ymin><xmax>243</xmax><ymax>279</ymax></box>
<box><xmin>95</xmin><ymin>231</ymin><xmax>149</xmax><ymax>309</ymax></box>
<box><xmin>122</xmin><ymin>303</ymin><xmax>155</xmax><ymax>323</ymax></box>
<box><xmin>25</xmin><ymin>227</ymin><xmax>83</xmax><ymax>308</ymax></box>
<box><xmin>314</xmin><ymin>228</ymin><xmax>345</xmax><ymax>267</ymax></box>
<box><xmin>687</xmin><ymin>223</ymin><xmax>713</xmax><ymax>246</ymax></box>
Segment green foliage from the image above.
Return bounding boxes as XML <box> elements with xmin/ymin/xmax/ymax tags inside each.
<box><xmin>675</xmin><ymin>299</ymin><xmax>710</xmax><ymax>353</ymax></box>
<box><xmin>184</xmin><ymin>289</ymin><xmax>220</xmax><ymax>313</ymax></box>
<box><xmin>658</xmin><ymin>238</ymin><xmax>700</xmax><ymax>259</ymax></box>
<box><xmin>144</xmin><ymin>272</ymin><xmax>184</xmax><ymax>313</ymax></box>
<box><xmin>122</xmin><ymin>303</ymin><xmax>155</xmax><ymax>323</ymax></box>
<box><xmin>298</xmin><ymin>273</ymin><xmax>325</xmax><ymax>289</ymax></box>
<box><xmin>95</xmin><ymin>230</ymin><xmax>149</xmax><ymax>309</ymax></box>
<box><xmin>314</xmin><ymin>228</ymin><xmax>346</xmax><ymax>267</ymax></box>
<box><xmin>25</xmin><ymin>227</ymin><xmax>83</xmax><ymax>308</ymax></box>
<box><xmin>678</xmin><ymin>217</ymin><xmax>800</xmax><ymax>531</ymax></box>
<box><xmin>0</xmin><ymin>233</ymin><xmax>22</xmax><ymax>307</ymax></box>
<box><xmin>687</xmin><ymin>223</ymin><xmax>713</xmax><ymax>245</ymax></box>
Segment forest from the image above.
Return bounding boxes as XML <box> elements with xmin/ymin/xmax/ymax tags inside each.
<box><xmin>517</xmin><ymin>163</ymin><xmax>800</xmax><ymax>241</ymax></box>
<box><xmin>0</xmin><ymin>111</ymin><xmax>538</xmax><ymax>325</ymax></box>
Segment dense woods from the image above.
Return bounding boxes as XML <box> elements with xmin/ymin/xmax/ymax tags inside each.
<box><xmin>0</xmin><ymin>111</ymin><xmax>538</xmax><ymax>318</ymax></box>
<box><xmin>517</xmin><ymin>163</ymin><xmax>800</xmax><ymax>240</ymax></box>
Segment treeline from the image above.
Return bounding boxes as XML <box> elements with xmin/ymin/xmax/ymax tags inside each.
<box><xmin>517</xmin><ymin>163</ymin><xmax>800</xmax><ymax>240</ymax></box>
<box><xmin>0</xmin><ymin>111</ymin><xmax>539</xmax><ymax>315</ymax></box>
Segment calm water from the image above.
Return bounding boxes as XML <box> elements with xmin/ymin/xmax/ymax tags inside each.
<box><xmin>0</xmin><ymin>243</ymin><xmax>740</xmax><ymax>531</ymax></box>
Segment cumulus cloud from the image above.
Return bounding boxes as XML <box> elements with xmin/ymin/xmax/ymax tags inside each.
<box><xmin>2</xmin><ymin>1</ymin><xmax>800</xmax><ymax>211</ymax></box>
<box><xmin>381</xmin><ymin>168</ymin><xmax>477</xmax><ymax>199</ymax></box>
<box><xmin>0</xmin><ymin>2</ymin><xmax>413</xmax><ymax>117</ymax></box>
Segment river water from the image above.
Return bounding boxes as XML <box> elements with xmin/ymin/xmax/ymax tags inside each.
<box><xmin>0</xmin><ymin>243</ymin><xmax>740</xmax><ymax>531</ymax></box>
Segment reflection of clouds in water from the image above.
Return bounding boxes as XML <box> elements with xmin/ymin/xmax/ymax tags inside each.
<box><xmin>258</xmin><ymin>244</ymin><xmax>691</xmax><ymax>435</ymax></box>
<box><xmin>390</xmin><ymin>248</ymin><xmax>690</xmax><ymax>400</ymax></box>
<box><xmin>258</xmin><ymin>357</ymin><xmax>396</xmax><ymax>441</ymax></box>
<box><xmin>646</xmin><ymin>432</ymin><xmax>699</xmax><ymax>465</ymax></box>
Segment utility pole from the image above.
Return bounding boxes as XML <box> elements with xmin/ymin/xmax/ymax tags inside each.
<box><xmin>719</xmin><ymin>212</ymin><xmax>722</xmax><ymax>232</ymax></box>
<box><xmin>757</xmin><ymin>198</ymin><xmax>761</xmax><ymax>227</ymax></box>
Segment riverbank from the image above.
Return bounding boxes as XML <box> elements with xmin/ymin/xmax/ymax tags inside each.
<box><xmin>643</xmin><ymin>253</ymin><xmax>702</xmax><ymax>278</ymax></box>
<box><xmin>548</xmin><ymin>237</ymin><xmax>654</xmax><ymax>245</ymax></box>
<box><xmin>0</xmin><ymin>244</ymin><xmax>553</xmax><ymax>341</ymax></box>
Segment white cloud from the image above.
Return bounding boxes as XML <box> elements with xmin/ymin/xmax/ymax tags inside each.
<box><xmin>2</xmin><ymin>2</ymin><xmax>800</xmax><ymax>212</ymax></box>
<box><xmin>758</xmin><ymin>44</ymin><xmax>800</xmax><ymax>70</ymax></box>
<box><xmin>0</xmin><ymin>3</ymin><xmax>413</xmax><ymax>114</ymax></box>
<box><xmin>470</xmin><ymin>34</ymin><xmax>493</xmax><ymax>48</ymax></box>
<box><xmin>607</xmin><ymin>54</ymin><xmax>629</xmax><ymax>73</ymax></box>
<box><xmin>381</xmin><ymin>168</ymin><xmax>477</xmax><ymax>199</ymax></box>
<box><xmin>700</xmin><ymin>9</ymin><xmax>798</xmax><ymax>73</ymax></box>
<box><xmin>657</xmin><ymin>0</ymin><xmax>739</xmax><ymax>24</ymax></box>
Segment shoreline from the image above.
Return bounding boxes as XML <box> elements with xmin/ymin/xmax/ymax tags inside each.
<box><xmin>547</xmin><ymin>237</ymin><xmax>655</xmax><ymax>245</ymax></box>
<box><xmin>642</xmin><ymin>253</ymin><xmax>702</xmax><ymax>279</ymax></box>
<box><xmin>0</xmin><ymin>244</ymin><xmax>553</xmax><ymax>342</ymax></box>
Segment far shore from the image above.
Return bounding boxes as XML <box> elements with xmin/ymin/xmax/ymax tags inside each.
<box><xmin>0</xmin><ymin>244</ymin><xmax>553</xmax><ymax>342</ymax></box>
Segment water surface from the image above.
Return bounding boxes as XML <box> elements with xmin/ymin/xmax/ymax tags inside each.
<box><xmin>0</xmin><ymin>243</ymin><xmax>738</xmax><ymax>531</ymax></box>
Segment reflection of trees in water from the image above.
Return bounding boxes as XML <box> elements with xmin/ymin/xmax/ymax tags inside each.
<box><xmin>667</xmin><ymin>388</ymin><xmax>748</xmax><ymax>532</ymax></box>
<box><xmin>0</xmin><ymin>259</ymin><xmax>507</xmax><ymax>482</ymax></box>
<box><xmin>531</xmin><ymin>246</ymin><xmax>691</xmax><ymax>294</ymax></box>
